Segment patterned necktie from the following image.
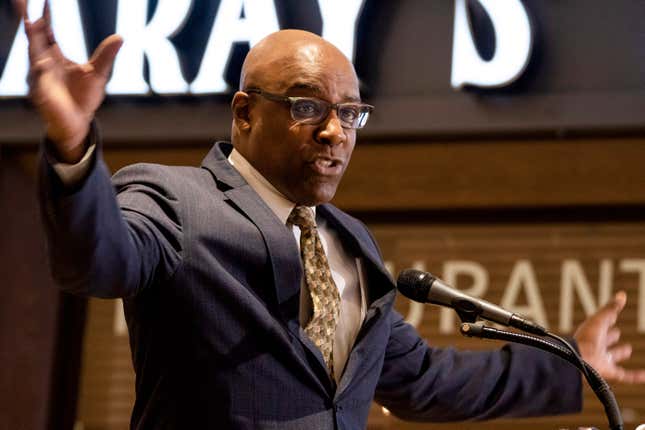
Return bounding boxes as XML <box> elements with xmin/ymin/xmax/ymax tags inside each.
<box><xmin>288</xmin><ymin>206</ymin><xmax>341</xmax><ymax>379</ymax></box>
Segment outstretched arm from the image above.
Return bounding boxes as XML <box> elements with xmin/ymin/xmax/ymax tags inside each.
<box><xmin>375</xmin><ymin>311</ymin><xmax>582</xmax><ymax>422</ymax></box>
<box><xmin>19</xmin><ymin>1</ymin><xmax>183</xmax><ymax>297</ymax></box>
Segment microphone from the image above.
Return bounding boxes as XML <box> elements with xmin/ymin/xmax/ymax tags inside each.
<box><xmin>397</xmin><ymin>269</ymin><xmax>547</xmax><ymax>336</ymax></box>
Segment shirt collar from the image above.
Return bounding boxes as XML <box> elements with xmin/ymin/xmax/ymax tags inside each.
<box><xmin>228</xmin><ymin>148</ymin><xmax>315</xmax><ymax>225</ymax></box>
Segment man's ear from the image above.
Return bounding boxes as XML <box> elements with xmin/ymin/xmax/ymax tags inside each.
<box><xmin>231</xmin><ymin>91</ymin><xmax>252</xmax><ymax>132</ymax></box>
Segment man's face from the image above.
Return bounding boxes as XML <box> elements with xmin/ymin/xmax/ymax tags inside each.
<box><xmin>237</xmin><ymin>45</ymin><xmax>360</xmax><ymax>206</ymax></box>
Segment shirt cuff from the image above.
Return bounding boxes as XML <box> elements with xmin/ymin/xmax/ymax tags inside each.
<box><xmin>48</xmin><ymin>144</ymin><xmax>97</xmax><ymax>186</ymax></box>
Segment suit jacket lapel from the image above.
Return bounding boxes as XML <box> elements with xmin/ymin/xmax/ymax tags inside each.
<box><xmin>317</xmin><ymin>205</ymin><xmax>398</xmax><ymax>397</ymax></box>
<box><xmin>201</xmin><ymin>142</ymin><xmax>302</xmax><ymax>319</ymax></box>
<box><xmin>201</xmin><ymin>143</ymin><xmax>334</xmax><ymax>393</ymax></box>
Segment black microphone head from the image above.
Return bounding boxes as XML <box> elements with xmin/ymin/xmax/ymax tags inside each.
<box><xmin>396</xmin><ymin>269</ymin><xmax>435</xmax><ymax>303</ymax></box>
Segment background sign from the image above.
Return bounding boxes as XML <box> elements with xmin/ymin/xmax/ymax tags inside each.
<box><xmin>1</xmin><ymin>0</ymin><xmax>644</xmax><ymax>143</ymax></box>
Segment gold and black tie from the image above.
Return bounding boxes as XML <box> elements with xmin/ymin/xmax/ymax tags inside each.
<box><xmin>288</xmin><ymin>206</ymin><xmax>341</xmax><ymax>379</ymax></box>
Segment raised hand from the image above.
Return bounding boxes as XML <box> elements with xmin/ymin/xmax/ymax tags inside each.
<box><xmin>15</xmin><ymin>0</ymin><xmax>122</xmax><ymax>163</ymax></box>
<box><xmin>574</xmin><ymin>291</ymin><xmax>645</xmax><ymax>384</ymax></box>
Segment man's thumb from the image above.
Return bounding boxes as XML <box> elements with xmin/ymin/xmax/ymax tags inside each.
<box><xmin>90</xmin><ymin>34</ymin><xmax>123</xmax><ymax>78</ymax></box>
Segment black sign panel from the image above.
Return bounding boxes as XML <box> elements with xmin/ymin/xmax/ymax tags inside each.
<box><xmin>0</xmin><ymin>0</ymin><xmax>643</xmax><ymax>143</ymax></box>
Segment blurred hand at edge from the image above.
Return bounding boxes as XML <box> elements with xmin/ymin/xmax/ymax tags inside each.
<box><xmin>575</xmin><ymin>291</ymin><xmax>645</xmax><ymax>384</ymax></box>
<box><xmin>14</xmin><ymin>0</ymin><xmax>122</xmax><ymax>163</ymax></box>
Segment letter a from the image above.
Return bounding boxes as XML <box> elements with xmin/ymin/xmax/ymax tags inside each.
<box><xmin>191</xmin><ymin>0</ymin><xmax>280</xmax><ymax>94</ymax></box>
<box><xmin>107</xmin><ymin>0</ymin><xmax>192</xmax><ymax>94</ymax></box>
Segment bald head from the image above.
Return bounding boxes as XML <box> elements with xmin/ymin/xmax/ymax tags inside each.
<box><xmin>239</xmin><ymin>29</ymin><xmax>358</xmax><ymax>94</ymax></box>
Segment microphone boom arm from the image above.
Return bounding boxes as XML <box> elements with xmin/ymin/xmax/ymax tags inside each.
<box><xmin>460</xmin><ymin>322</ymin><xmax>623</xmax><ymax>430</ymax></box>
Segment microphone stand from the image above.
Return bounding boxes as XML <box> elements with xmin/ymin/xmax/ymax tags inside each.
<box><xmin>460</xmin><ymin>322</ymin><xmax>623</xmax><ymax>430</ymax></box>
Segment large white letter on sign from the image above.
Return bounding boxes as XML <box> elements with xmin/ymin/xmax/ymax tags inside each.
<box><xmin>0</xmin><ymin>0</ymin><xmax>88</xmax><ymax>97</ymax></box>
<box><xmin>620</xmin><ymin>259</ymin><xmax>645</xmax><ymax>333</ymax></box>
<box><xmin>559</xmin><ymin>259</ymin><xmax>613</xmax><ymax>332</ymax></box>
<box><xmin>317</xmin><ymin>0</ymin><xmax>366</xmax><ymax>61</ymax></box>
<box><xmin>190</xmin><ymin>0</ymin><xmax>280</xmax><ymax>94</ymax></box>
<box><xmin>501</xmin><ymin>260</ymin><xmax>549</xmax><ymax>329</ymax></box>
<box><xmin>451</xmin><ymin>0</ymin><xmax>532</xmax><ymax>89</ymax></box>
<box><xmin>107</xmin><ymin>0</ymin><xmax>192</xmax><ymax>95</ymax></box>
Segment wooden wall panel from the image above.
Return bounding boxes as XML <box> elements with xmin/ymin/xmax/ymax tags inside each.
<box><xmin>6</xmin><ymin>135</ymin><xmax>638</xmax><ymax>211</ymax></box>
<box><xmin>40</xmin><ymin>135</ymin><xmax>645</xmax><ymax>212</ymax></box>
<box><xmin>76</xmin><ymin>299</ymin><xmax>133</xmax><ymax>430</ymax></box>
<box><xmin>11</xmin><ymin>134</ymin><xmax>640</xmax><ymax>212</ymax></box>
<box><xmin>0</xmin><ymin>148</ymin><xmax>83</xmax><ymax>430</ymax></box>
<box><xmin>335</xmin><ymin>137</ymin><xmax>645</xmax><ymax>210</ymax></box>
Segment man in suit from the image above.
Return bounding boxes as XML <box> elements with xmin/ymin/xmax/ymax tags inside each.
<box><xmin>18</xmin><ymin>0</ymin><xmax>645</xmax><ymax>428</ymax></box>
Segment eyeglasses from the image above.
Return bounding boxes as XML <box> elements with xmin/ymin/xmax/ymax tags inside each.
<box><xmin>245</xmin><ymin>88</ymin><xmax>374</xmax><ymax>130</ymax></box>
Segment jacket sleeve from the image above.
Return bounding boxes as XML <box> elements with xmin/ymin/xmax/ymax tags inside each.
<box><xmin>38</xmin><ymin>125</ymin><xmax>183</xmax><ymax>298</ymax></box>
<box><xmin>374</xmin><ymin>310</ymin><xmax>583</xmax><ymax>422</ymax></box>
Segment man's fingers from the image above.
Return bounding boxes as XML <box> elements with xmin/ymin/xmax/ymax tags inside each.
<box><xmin>596</xmin><ymin>291</ymin><xmax>627</xmax><ymax>327</ymax></box>
<box><xmin>26</xmin><ymin>16</ymin><xmax>51</xmax><ymax>62</ymax></box>
<box><xmin>27</xmin><ymin>56</ymin><xmax>57</xmax><ymax>104</ymax></box>
<box><xmin>13</xmin><ymin>0</ymin><xmax>27</xmax><ymax>20</ymax></box>
<box><xmin>43</xmin><ymin>0</ymin><xmax>51</xmax><ymax>25</ymax></box>
<box><xmin>21</xmin><ymin>0</ymin><xmax>55</xmax><ymax>58</ymax></box>
<box><xmin>31</xmin><ymin>56</ymin><xmax>54</xmax><ymax>72</ymax></box>
<box><xmin>612</xmin><ymin>366</ymin><xmax>645</xmax><ymax>384</ymax></box>
<box><xmin>42</xmin><ymin>1</ymin><xmax>58</xmax><ymax>48</ymax></box>
<box><xmin>28</xmin><ymin>56</ymin><xmax>55</xmax><ymax>91</ymax></box>
<box><xmin>44</xmin><ymin>29</ymin><xmax>67</xmax><ymax>64</ymax></box>
<box><xmin>613</xmin><ymin>290</ymin><xmax>627</xmax><ymax>311</ymax></box>
<box><xmin>606</xmin><ymin>327</ymin><xmax>621</xmax><ymax>347</ymax></box>
<box><xmin>89</xmin><ymin>34</ymin><xmax>124</xmax><ymax>78</ymax></box>
<box><xmin>608</xmin><ymin>343</ymin><xmax>632</xmax><ymax>363</ymax></box>
<box><xmin>623</xmin><ymin>369</ymin><xmax>645</xmax><ymax>384</ymax></box>
<box><xmin>25</xmin><ymin>16</ymin><xmax>67</xmax><ymax>68</ymax></box>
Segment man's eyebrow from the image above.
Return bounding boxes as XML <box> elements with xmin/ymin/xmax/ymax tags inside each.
<box><xmin>286</xmin><ymin>82</ymin><xmax>323</xmax><ymax>94</ymax></box>
<box><xmin>286</xmin><ymin>83</ymin><xmax>362</xmax><ymax>102</ymax></box>
<box><xmin>343</xmin><ymin>95</ymin><xmax>362</xmax><ymax>103</ymax></box>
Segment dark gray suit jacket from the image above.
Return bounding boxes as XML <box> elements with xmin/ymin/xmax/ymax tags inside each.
<box><xmin>40</xmin><ymin>139</ymin><xmax>582</xmax><ymax>429</ymax></box>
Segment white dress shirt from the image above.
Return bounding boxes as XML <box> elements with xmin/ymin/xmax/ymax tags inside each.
<box><xmin>53</xmin><ymin>144</ymin><xmax>367</xmax><ymax>383</ymax></box>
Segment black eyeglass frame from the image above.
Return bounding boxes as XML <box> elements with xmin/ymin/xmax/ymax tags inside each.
<box><xmin>244</xmin><ymin>88</ymin><xmax>374</xmax><ymax>130</ymax></box>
